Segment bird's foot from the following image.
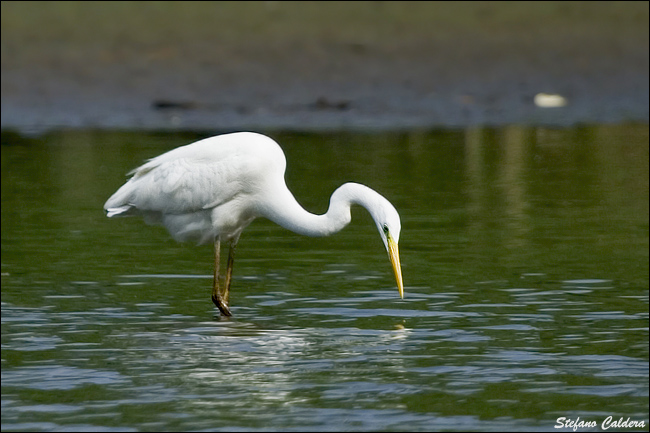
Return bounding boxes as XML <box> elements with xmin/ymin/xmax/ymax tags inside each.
<box><xmin>212</xmin><ymin>293</ymin><xmax>232</xmax><ymax>317</ymax></box>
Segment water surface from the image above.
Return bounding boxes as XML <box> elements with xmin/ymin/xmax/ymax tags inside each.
<box><xmin>1</xmin><ymin>126</ymin><xmax>648</xmax><ymax>431</ymax></box>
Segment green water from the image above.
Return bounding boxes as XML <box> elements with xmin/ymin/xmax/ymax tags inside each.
<box><xmin>1</xmin><ymin>126</ymin><xmax>648</xmax><ymax>431</ymax></box>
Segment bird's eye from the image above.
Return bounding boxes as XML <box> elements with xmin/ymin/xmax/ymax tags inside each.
<box><xmin>382</xmin><ymin>224</ymin><xmax>389</xmax><ymax>234</ymax></box>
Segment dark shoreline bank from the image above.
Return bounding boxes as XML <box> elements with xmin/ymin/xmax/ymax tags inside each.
<box><xmin>2</xmin><ymin>2</ymin><xmax>648</xmax><ymax>134</ymax></box>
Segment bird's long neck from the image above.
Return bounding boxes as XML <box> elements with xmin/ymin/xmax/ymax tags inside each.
<box><xmin>258</xmin><ymin>182</ymin><xmax>379</xmax><ymax>237</ymax></box>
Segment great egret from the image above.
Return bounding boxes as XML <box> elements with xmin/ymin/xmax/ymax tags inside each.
<box><xmin>104</xmin><ymin>132</ymin><xmax>403</xmax><ymax>316</ymax></box>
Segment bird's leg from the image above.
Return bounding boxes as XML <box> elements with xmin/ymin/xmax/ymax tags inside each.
<box><xmin>211</xmin><ymin>236</ymin><xmax>232</xmax><ymax>316</ymax></box>
<box><xmin>223</xmin><ymin>236</ymin><xmax>239</xmax><ymax>307</ymax></box>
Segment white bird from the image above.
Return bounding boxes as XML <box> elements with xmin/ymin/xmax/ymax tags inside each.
<box><xmin>104</xmin><ymin>132</ymin><xmax>403</xmax><ymax>316</ymax></box>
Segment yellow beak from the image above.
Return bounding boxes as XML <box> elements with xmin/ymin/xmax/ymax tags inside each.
<box><xmin>387</xmin><ymin>236</ymin><xmax>404</xmax><ymax>298</ymax></box>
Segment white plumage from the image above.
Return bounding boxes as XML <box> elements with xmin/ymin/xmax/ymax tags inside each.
<box><xmin>105</xmin><ymin>132</ymin><xmax>403</xmax><ymax>316</ymax></box>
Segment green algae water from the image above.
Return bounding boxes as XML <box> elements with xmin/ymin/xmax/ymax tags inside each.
<box><xmin>1</xmin><ymin>126</ymin><xmax>648</xmax><ymax>431</ymax></box>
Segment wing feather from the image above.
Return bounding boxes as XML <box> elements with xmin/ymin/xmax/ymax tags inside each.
<box><xmin>104</xmin><ymin>132</ymin><xmax>286</xmax><ymax>219</ymax></box>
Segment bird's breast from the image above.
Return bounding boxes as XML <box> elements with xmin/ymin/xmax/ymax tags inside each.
<box><xmin>207</xmin><ymin>194</ymin><xmax>258</xmax><ymax>242</ymax></box>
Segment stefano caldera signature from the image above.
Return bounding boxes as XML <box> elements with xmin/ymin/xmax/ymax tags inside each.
<box><xmin>555</xmin><ymin>416</ymin><xmax>646</xmax><ymax>431</ymax></box>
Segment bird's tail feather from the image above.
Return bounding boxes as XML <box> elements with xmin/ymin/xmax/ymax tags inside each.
<box><xmin>106</xmin><ymin>205</ymin><xmax>133</xmax><ymax>217</ymax></box>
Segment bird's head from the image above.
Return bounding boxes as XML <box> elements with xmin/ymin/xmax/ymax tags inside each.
<box><xmin>371</xmin><ymin>196</ymin><xmax>404</xmax><ymax>299</ymax></box>
<box><xmin>332</xmin><ymin>182</ymin><xmax>404</xmax><ymax>299</ymax></box>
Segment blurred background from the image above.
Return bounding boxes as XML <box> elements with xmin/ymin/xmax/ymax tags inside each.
<box><xmin>2</xmin><ymin>1</ymin><xmax>648</xmax><ymax>131</ymax></box>
<box><xmin>2</xmin><ymin>2</ymin><xmax>648</xmax><ymax>432</ymax></box>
